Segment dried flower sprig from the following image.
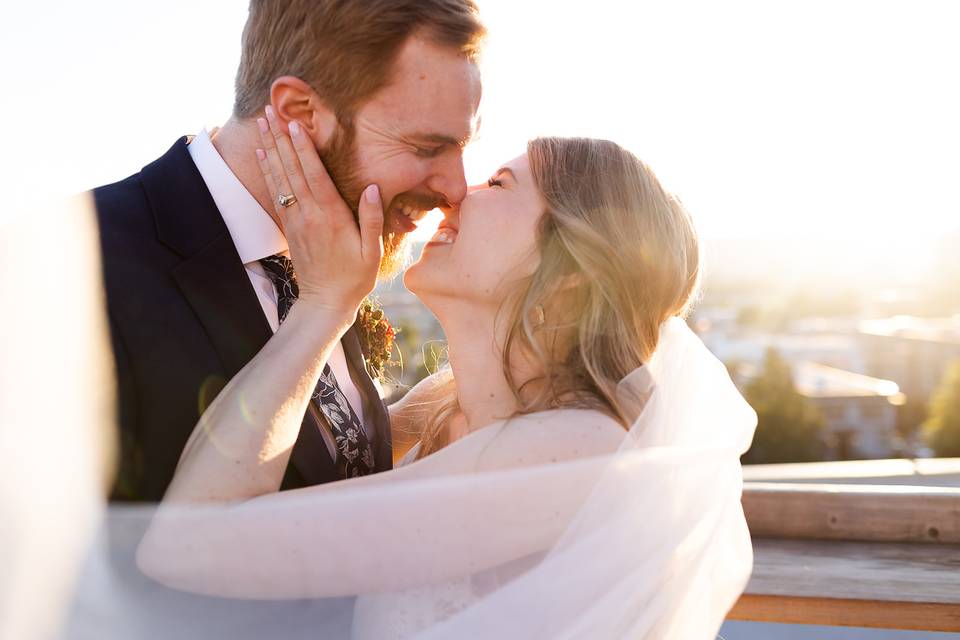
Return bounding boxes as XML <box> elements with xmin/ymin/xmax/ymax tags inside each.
<box><xmin>357</xmin><ymin>298</ymin><xmax>398</xmax><ymax>382</ymax></box>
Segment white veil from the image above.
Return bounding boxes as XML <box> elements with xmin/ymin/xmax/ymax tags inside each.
<box><xmin>48</xmin><ymin>315</ymin><xmax>757</xmax><ymax>640</ymax></box>
<box><xmin>0</xmin><ymin>195</ymin><xmax>114</xmax><ymax>640</ymax></box>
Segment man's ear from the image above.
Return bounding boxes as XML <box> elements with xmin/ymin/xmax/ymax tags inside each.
<box><xmin>270</xmin><ymin>76</ymin><xmax>337</xmax><ymax>147</ymax></box>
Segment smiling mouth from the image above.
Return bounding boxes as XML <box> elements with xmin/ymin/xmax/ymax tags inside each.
<box><xmin>428</xmin><ymin>226</ymin><xmax>458</xmax><ymax>245</ymax></box>
<box><xmin>394</xmin><ymin>203</ymin><xmax>432</xmax><ymax>228</ymax></box>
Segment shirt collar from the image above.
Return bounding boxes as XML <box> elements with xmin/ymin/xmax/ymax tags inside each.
<box><xmin>187</xmin><ymin>128</ymin><xmax>288</xmax><ymax>264</ymax></box>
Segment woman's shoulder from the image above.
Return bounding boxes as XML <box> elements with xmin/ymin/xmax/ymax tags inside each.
<box><xmin>469</xmin><ymin>408</ymin><xmax>626</xmax><ymax>471</ymax></box>
<box><xmin>503</xmin><ymin>407</ymin><xmax>624</xmax><ymax>437</ymax></box>
<box><xmin>396</xmin><ymin>408</ymin><xmax>626</xmax><ymax>475</ymax></box>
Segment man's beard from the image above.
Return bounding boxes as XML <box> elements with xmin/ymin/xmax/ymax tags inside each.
<box><xmin>320</xmin><ymin>125</ymin><xmax>409</xmax><ymax>279</ymax></box>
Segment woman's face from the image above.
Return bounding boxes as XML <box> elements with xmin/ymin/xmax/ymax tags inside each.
<box><xmin>403</xmin><ymin>154</ymin><xmax>546</xmax><ymax>310</ymax></box>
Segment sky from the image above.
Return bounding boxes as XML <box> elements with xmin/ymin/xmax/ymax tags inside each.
<box><xmin>1</xmin><ymin>0</ymin><xmax>958</xmax><ymax>277</ymax></box>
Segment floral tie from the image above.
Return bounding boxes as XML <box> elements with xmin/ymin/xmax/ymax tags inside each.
<box><xmin>260</xmin><ymin>254</ymin><xmax>376</xmax><ymax>478</ymax></box>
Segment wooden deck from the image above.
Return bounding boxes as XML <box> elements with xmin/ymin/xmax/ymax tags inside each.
<box><xmin>729</xmin><ymin>478</ymin><xmax>960</xmax><ymax>631</ymax></box>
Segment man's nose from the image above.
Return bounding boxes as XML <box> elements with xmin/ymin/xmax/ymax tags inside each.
<box><xmin>426</xmin><ymin>153</ymin><xmax>468</xmax><ymax>206</ymax></box>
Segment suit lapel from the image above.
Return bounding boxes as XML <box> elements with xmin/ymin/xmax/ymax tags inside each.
<box><xmin>288</xmin><ymin>405</ymin><xmax>340</xmax><ymax>485</ymax></box>
<box><xmin>142</xmin><ymin>138</ymin><xmax>338</xmax><ymax>484</ymax></box>
<box><xmin>143</xmin><ymin>138</ymin><xmax>272</xmax><ymax>379</ymax></box>
<box><xmin>170</xmin><ymin>233</ymin><xmax>273</xmax><ymax>375</ymax></box>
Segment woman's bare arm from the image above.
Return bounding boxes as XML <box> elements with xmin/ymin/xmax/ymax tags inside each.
<box><xmin>165</xmin><ymin>301</ymin><xmax>355</xmax><ymax>503</ymax></box>
<box><xmin>138</xmin><ymin>411</ymin><xmax>622</xmax><ymax>600</ymax></box>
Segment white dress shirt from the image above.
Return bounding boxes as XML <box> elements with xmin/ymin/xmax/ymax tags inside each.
<box><xmin>187</xmin><ymin>129</ymin><xmax>370</xmax><ymax>455</ymax></box>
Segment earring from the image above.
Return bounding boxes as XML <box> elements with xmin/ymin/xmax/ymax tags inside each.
<box><xmin>532</xmin><ymin>304</ymin><xmax>546</xmax><ymax>329</ymax></box>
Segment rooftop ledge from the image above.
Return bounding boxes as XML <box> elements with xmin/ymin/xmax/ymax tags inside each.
<box><xmin>730</xmin><ymin>461</ymin><xmax>960</xmax><ymax>631</ymax></box>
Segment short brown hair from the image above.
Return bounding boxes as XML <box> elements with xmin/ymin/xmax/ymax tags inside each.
<box><xmin>234</xmin><ymin>0</ymin><xmax>486</xmax><ymax>120</ymax></box>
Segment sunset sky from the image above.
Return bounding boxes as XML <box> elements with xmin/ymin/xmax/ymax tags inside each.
<box><xmin>2</xmin><ymin>1</ymin><xmax>958</xmax><ymax>272</ymax></box>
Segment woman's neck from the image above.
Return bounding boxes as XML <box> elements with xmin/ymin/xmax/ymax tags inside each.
<box><xmin>435</xmin><ymin>301</ymin><xmax>533</xmax><ymax>435</ymax></box>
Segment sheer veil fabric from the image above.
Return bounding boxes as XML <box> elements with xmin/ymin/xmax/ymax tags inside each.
<box><xmin>0</xmin><ymin>196</ymin><xmax>114</xmax><ymax>640</ymax></box>
<box><xmin>63</xmin><ymin>318</ymin><xmax>757</xmax><ymax>639</ymax></box>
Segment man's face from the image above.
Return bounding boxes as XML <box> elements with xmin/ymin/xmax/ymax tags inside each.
<box><xmin>319</xmin><ymin>36</ymin><xmax>482</xmax><ymax>278</ymax></box>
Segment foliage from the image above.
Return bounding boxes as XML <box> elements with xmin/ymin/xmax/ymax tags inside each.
<box><xmin>390</xmin><ymin>320</ymin><xmax>446</xmax><ymax>392</ymax></box>
<box><xmin>923</xmin><ymin>360</ymin><xmax>960</xmax><ymax>457</ymax></box>
<box><xmin>741</xmin><ymin>348</ymin><xmax>826</xmax><ymax>464</ymax></box>
<box><xmin>896</xmin><ymin>398</ymin><xmax>927</xmax><ymax>440</ymax></box>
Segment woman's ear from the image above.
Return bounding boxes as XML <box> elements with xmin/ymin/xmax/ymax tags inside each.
<box><xmin>269</xmin><ymin>76</ymin><xmax>338</xmax><ymax>147</ymax></box>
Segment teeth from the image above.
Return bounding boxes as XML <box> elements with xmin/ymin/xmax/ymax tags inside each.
<box><xmin>432</xmin><ymin>228</ymin><xmax>457</xmax><ymax>245</ymax></box>
<box><xmin>400</xmin><ymin>205</ymin><xmax>430</xmax><ymax>222</ymax></box>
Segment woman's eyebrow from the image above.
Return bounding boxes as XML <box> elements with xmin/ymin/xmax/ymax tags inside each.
<box><xmin>494</xmin><ymin>167</ymin><xmax>517</xmax><ymax>182</ymax></box>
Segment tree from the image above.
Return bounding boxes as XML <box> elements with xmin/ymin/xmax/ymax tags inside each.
<box><xmin>924</xmin><ymin>360</ymin><xmax>960</xmax><ymax>457</ymax></box>
<box><xmin>741</xmin><ymin>348</ymin><xmax>826</xmax><ymax>464</ymax></box>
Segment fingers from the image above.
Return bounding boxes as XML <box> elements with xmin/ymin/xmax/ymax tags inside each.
<box><xmin>358</xmin><ymin>184</ymin><xmax>385</xmax><ymax>265</ymax></box>
<box><xmin>255</xmin><ymin>147</ymin><xmax>282</xmax><ymax>220</ymax></box>
<box><xmin>264</xmin><ymin>107</ymin><xmax>313</xmax><ymax>205</ymax></box>
<box><xmin>256</xmin><ymin>109</ymin><xmax>307</xmax><ymax>222</ymax></box>
<box><xmin>256</xmin><ymin>116</ymin><xmax>294</xmax><ymax>221</ymax></box>
<box><xmin>287</xmin><ymin>121</ymin><xmax>339</xmax><ymax>209</ymax></box>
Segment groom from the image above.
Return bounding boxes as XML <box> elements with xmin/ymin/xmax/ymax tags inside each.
<box><xmin>95</xmin><ymin>0</ymin><xmax>485</xmax><ymax>501</ymax></box>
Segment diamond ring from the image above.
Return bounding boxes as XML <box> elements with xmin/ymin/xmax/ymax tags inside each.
<box><xmin>278</xmin><ymin>193</ymin><xmax>298</xmax><ymax>208</ymax></box>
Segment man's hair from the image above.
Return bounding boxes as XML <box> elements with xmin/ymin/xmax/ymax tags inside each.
<box><xmin>234</xmin><ymin>0</ymin><xmax>486</xmax><ymax>120</ymax></box>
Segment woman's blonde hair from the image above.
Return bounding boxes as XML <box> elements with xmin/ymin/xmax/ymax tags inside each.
<box><xmin>416</xmin><ymin>137</ymin><xmax>700</xmax><ymax>458</ymax></box>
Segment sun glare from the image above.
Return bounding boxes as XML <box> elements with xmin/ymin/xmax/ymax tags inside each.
<box><xmin>1</xmin><ymin>0</ymin><xmax>957</xmax><ymax>274</ymax></box>
<box><xmin>412</xmin><ymin>209</ymin><xmax>445</xmax><ymax>242</ymax></box>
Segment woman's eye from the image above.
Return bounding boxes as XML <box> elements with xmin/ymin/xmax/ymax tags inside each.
<box><xmin>487</xmin><ymin>178</ymin><xmax>503</xmax><ymax>188</ymax></box>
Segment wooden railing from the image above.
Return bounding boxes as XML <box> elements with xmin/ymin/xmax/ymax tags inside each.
<box><xmin>729</xmin><ymin>478</ymin><xmax>960</xmax><ymax>631</ymax></box>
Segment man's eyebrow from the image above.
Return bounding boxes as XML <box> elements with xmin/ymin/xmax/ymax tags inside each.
<box><xmin>408</xmin><ymin>131</ymin><xmax>474</xmax><ymax>148</ymax></box>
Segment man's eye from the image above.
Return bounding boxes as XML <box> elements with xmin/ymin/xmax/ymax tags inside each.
<box><xmin>414</xmin><ymin>146</ymin><xmax>444</xmax><ymax>158</ymax></box>
<box><xmin>487</xmin><ymin>178</ymin><xmax>503</xmax><ymax>188</ymax></box>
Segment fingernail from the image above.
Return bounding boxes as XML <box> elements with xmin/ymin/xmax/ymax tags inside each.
<box><xmin>289</xmin><ymin>121</ymin><xmax>300</xmax><ymax>137</ymax></box>
<box><xmin>256</xmin><ymin>148</ymin><xmax>266</xmax><ymax>161</ymax></box>
<box><xmin>365</xmin><ymin>184</ymin><xmax>380</xmax><ymax>204</ymax></box>
<box><xmin>257</xmin><ymin>118</ymin><xmax>268</xmax><ymax>133</ymax></box>
<box><xmin>265</xmin><ymin>105</ymin><xmax>275</xmax><ymax>120</ymax></box>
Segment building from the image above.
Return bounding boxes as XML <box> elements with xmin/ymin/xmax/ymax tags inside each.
<box><xmin>696</xmin><ymin>317</ymin><xmax>864</xmax><ymax>373</ymax></box>
<box><xmin>733</xmin><ymin>360</ymin><xmax>905</xmax><ymax>461</ymax></box>
<box><xmin>792</xmin><ymin>362</ymin><xmax>904</xmax><ymax>460</ymax></box>
<box><xmin>859</xmin><ymin>315</ymin><xmax>960</xmax><ymax>403</ymax></box>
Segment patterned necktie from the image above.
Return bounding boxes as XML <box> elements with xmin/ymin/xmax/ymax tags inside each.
<box><xmin>260</xmin><ymin>254</ymin><xmax>376</xmax><ymax>478</ymax></box>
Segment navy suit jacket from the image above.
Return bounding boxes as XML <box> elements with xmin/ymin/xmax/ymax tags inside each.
<box><xmin>94</xmin><ymin>137</ymin><xmax>392</xmax><ymax>501</ymax></box>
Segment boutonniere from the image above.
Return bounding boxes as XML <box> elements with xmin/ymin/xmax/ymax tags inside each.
<box><xmin>357</xmin><ymin>298</ymin><xmax>398</xmax><ymax>382</ymax></box>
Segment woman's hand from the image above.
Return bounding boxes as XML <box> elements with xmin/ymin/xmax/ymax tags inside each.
<box><xmin>256</xmin><ymin>106</ymin><xmax>383</xmax><ymax>317</ymax></box>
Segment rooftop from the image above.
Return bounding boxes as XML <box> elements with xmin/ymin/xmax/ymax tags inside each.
<box><xmin>793</xmin><ymin>361</ymin><xmax>902</xmax><ymax>399</ymax></box>
<box><xmin>859</xmin><ymin>315</ymin><xmax>960</xmax><ymax>345</ymax></box>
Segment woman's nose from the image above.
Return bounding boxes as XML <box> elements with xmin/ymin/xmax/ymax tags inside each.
<box><xmin>438</xmin><ymin>201</ymin><xmax>458</xmax><ymax>216</ymax></box>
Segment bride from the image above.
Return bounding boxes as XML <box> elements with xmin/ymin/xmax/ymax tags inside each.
<box><xmin>134</xmin><ymin>108</ymin><xmax>757</xmax><ymax>639</ymax></box>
